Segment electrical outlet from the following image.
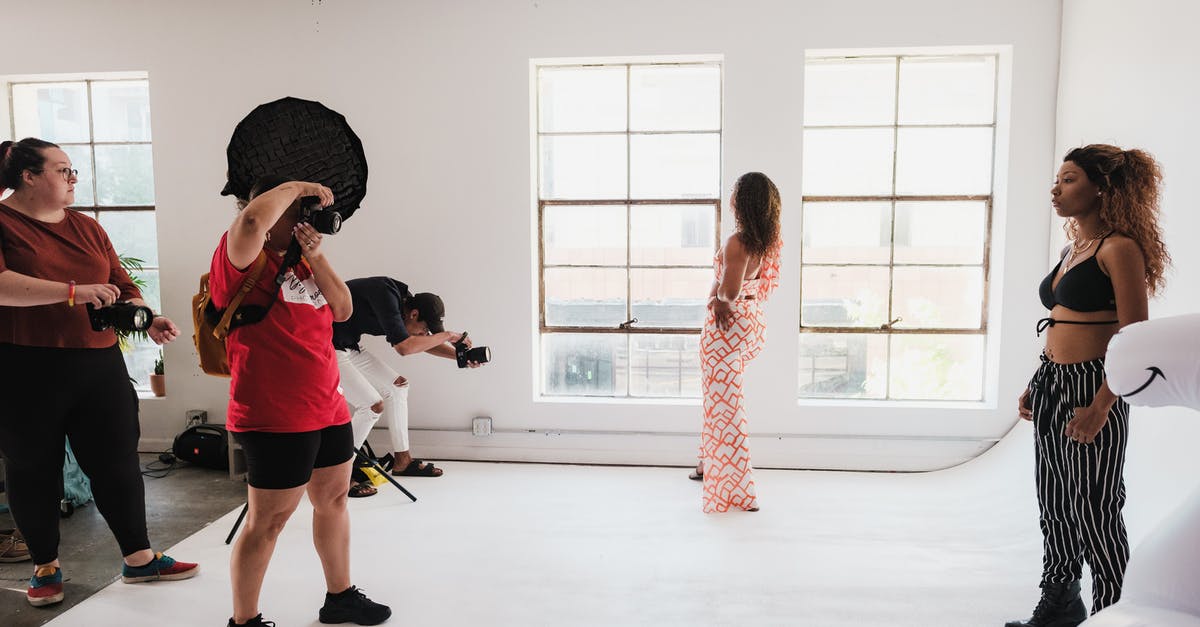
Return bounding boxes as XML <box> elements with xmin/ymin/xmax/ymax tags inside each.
<box><xmin>185</xmin><ymin>409</ymin><xmax>208</xmax><ymax>428</ymax></box>
<box><xmin>472</xmin><ymin>416</ymin><xmax>492</xmax><ymax>437</ymax></box>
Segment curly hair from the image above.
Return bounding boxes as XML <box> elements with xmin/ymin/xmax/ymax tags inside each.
<box><xmin>1063</xmin><ymin>144</ymin><xmax>1170</xmax><ymax>295</ymax></box>
<box><xmin>732</xmin><ymin>171</ymin><xmax>781</xmax><ymax>258</ymax></box>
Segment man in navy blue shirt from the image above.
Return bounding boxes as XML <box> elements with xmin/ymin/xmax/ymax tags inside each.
<box><xmin>333</xmin><ymin>277</ymin><xmax>483</xmax><ymax>487</ymax></box>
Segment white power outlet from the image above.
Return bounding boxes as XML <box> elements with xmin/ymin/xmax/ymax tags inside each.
<box><xmin>472</xmin><ymin>416</ymin><xmax>492</xmax><ymax>437</ymax></box>
<box><xmin>185</xmin><ymin>409</ymin><xmax>208</xmax><ymax>428</ymax></box>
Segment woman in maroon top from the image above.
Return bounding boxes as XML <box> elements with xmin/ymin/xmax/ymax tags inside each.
<box><xmin>0</xmin><ymin>138</ymin><xmax>197</xmax><ymax>608</ymax></box>
<box><xmin>214</xmin><ymin>175</ymin><xmax>389</xmax><ymax>627</ymax></box>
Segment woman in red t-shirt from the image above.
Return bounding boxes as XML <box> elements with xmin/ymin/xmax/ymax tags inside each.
<box><xmin>0</xmin><ymin>138</ymin><xmax>197</xmax><ymax>608</ymax></box>
<box><xmin>212</xmin><ymin>175</ymin><xmax>389</xmax><ymax>627</ymax></box>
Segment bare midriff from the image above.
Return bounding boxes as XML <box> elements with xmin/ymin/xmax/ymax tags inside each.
<box><xmin>1043</xmin><ymin>305</ymin><xmax>1119</xmax><ymax>364</ymax></box>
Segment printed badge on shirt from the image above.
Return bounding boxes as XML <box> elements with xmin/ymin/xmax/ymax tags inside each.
<box><xmin>281</xmin><ymin>271</ymin><xmax>328</xmax><ymax>309</ymax></box>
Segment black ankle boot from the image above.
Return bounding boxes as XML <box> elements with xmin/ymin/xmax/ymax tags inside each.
<box><xmin>1005</xmin><ymin>580</ymin><xmax>1088</xmax><ymax>627</ymax></box>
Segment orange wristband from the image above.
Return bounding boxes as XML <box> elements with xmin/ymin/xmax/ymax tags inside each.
<box><xmin>67</xmin><ymin>281</ymin><xmax>76</xmax><ymax>307</ymax></box>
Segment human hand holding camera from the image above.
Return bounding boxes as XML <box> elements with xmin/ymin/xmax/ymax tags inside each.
<box><xmin>294</xmin><ymin>222</ymin><xmax>326</xmax><ymax>261</ymax></box>
<box><xmin>453</xmin><ymin>332</ymin><xmax>490</xmax><ymax>369</ymax></box>
<box><xmin>74</xmin><ymin>283</ymin><xmax>121</xmax><ymax>308</ymax></box>
<box><xmin>298</xmin><ymin>182</ymin><xmax>334</xmax><ymax>207</ymax></box>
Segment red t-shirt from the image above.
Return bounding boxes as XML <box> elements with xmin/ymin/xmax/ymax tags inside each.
<box><xmin>209</xmin><ymin>233</ymin><xmax>350</xmax><ymax>433</ymax></box>
<box><xmin>0</xmin><ymin>203</ymin><xmax>141</xmax><ymax>348</ymax></box>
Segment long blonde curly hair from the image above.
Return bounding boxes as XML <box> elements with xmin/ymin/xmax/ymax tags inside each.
<box><xmin>1063</xmin><ymin>144</ymin><xmax>1170</xmax><ymax>295</ymax></box>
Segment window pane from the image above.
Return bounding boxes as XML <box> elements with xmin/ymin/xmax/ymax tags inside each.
<box><xmin>798</xmin><ymin>333</ymin><xmax>887</xmax><ymax>399</ymax></box>
<box><xmin>894</xmin><ymin>201</ymin><xmax>986</xmax><ymax>264</ymax></box>
<box><xmin>124</xmin><ymin>336</ymin><xmax>160</xmax><ymax>391</ymax></box>
<box><xmin>542</xmin><ymin>333</ymin><xmax>627</xmax><ymax>396</ymax></box>
<box><xmin>630</xmin><ymin>134</ymin><xmax>720</xmax><ymax>199</ymax></box>
<box><xmin>630</xmin><ymin>334</ymin><xmax>700</xmax><ymax>397</ymax></box>
<box><xmin>889</xmin><ymin>334</ymin><xmax>985</xmax><ymax>400</ymax></box>
<box><xmin>98</xmin><ymin>210</ymin><xmax>158</xmax><ymax>266</ymax></box>
<box><xmin>544</xmin><ymin>268</ymin><xmax>626</xmax><ymax>327</ymax></box>
<box><xmin>895</xmin><ymin>127</ymin><xmax>993</xmax><ymax>195</ymax></box>
<box><xmin>134</xmin><ymin>269</ymin><xmax>161</xmax><ymax>314</ymax></box>
<box><xmin>630</xmin><ymin>268</ymin><xmax>710</xmax><ymax>328</ymax></box>
<box><xmin>92</xmin><ymin>80</ymin><xmax>152</xmax><ymax>142</ymax></box>
<box><xmin>629</xmin><ymin>65</ymin><xmax>721</xmax><ymax>131</ymax></box>
<box><xmin>802</xmin><ymin>201</ymin><xmax>891</xmax><ymax>264</ymax></box>
<box><xmin>61</xmin><ymin>144</ymin><xmax>95</xmax><ymax>207</ymax></box>
<box><xmin>539</xmin><ymin>135</ymin><xmax>627</xmax><ymax>200</ymax></box>
<box><xmin>538</xmin><ymin>66</ymin><xmax>627</xmax><ymax>133</ymax></box>
<box><xmin>11</xmin><ymin>82</ymin><xmax>90</xmax><ymax>143</ymax></box>
<box><xmin>891</xmin><ymin>267</ymin><xmax>983</xmax><ymax>329</ymax></box>
<box><xmin>803</xmin><ymin>58</ymin><xmax>897</xmax><ymax>126</ymax></box>
<box><xmin>801</xmin><ymin>266</ymin><xmax>890</xmax><ymax>328</ymax></box>
<box><xmin>95</xmin><ymin>145</ymin><xmax>155</xmax><ymax>205</ymax></box>
<box><xmin>630</xmin><ymin>204</ymin><xmax>715</xmax><ymax>266</ymax></box>
<box><xmin>543</xmin><ymin>205</ymin><xmax>626</xmax><ymax>266</ymax></box>
<box><xmin>898</xmin><ymin>56</ymin><xmax>995</xmax><ymax>125</ymax></box>
<box><xmin>802</xmin><ymin>128</ymin><xmax>894</xmax><ymax>196</ymax></box>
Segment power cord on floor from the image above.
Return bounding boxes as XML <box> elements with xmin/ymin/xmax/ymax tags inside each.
<box><xmin>141</xmin><ymin>449</ymin><xmax>182</xmax><ymax>479</ymax></box>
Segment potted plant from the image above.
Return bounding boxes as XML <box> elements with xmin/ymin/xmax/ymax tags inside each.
<box><xmin>149</xmin><ymin>351</ymin><xmax>166</xmax><ymax>397</ymax></box>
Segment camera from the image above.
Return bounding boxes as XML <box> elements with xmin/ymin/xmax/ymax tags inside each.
<box><xmin>87</xmin><ymin>301</ymin><xmax>153</xmax><ymax>333</ymax></box>
<box><xmin>454</xmin><ymin>332</ymin><xmax>491</xmax><ymax>369</ymax></box>
<box><xmin>299</xmin><ymin>196</ymin><xmax>342</xmax><ymax>234</ymax></box>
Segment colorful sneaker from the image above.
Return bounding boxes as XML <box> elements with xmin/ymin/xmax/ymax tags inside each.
<box><xmin>318</xmin><ymin>585</ymin><xmax>391</xmax><ymax>625</ymax></box>
<box><xmin>0</xmin><ymin>529</ymin><xmax>32</xmax><ymax>563</ymax></box>
<box><xmin>121</xmin><ymin>552</ymin><xmax>199</xmax><ymax>583</ymax></box>
<box><xmin>27</xmin><ymin>565</ymin><xmax>64</xmax><ymax>607</ymax></box>
<box><xmin>228</xmin><ymin>614</ymin><xmax>276</xmax><ymax>626</ymax></box>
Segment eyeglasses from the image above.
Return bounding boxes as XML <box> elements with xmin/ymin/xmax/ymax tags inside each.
<box><xmin>34</xmin><ymin>167</ymin><xmax>78</xmax><ymax>181</ymax></box>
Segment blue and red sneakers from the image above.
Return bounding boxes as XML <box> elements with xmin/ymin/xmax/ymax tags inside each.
<box><xmin>121</xmin><ymin>552</ymin><xmax>199</xmax><ymax>583</ymax></box>
<box><xmin>27</xmin><ymin>565</ymin><xmax>64</xmax><ymax>607</ymax></box>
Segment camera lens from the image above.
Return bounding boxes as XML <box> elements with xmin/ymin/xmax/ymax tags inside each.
<box><xmin>132</xmin><ymin>308</ymin><xmax>150</xmax><ymax>331</ymax></box>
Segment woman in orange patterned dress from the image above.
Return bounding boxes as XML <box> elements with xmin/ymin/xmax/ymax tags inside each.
<box><xmin>691</xmin><ymin>171</ymin><xmax>782</xmax><ymax>513</ymax></box>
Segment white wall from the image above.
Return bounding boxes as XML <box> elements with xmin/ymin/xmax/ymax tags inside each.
<box><xmin>0</xmin><ymin>0</ymin><xmax>1063</xmax><ymax>470</ymax></box>
<box><xmin>1057</xmin><ymin>0</ymin><xmax>1200</xmax><ymax>531</ymax></box>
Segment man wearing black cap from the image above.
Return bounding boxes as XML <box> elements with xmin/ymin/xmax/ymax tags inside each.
<box><xmin>332</xmin><ymin>276</ymin><xmax>483</xmax><ymax>490</ymax></box>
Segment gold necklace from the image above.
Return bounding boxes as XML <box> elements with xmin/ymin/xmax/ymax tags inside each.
<box><xmin>1065</xmin><ymin>229</ymin><xmax>1111</xmax><ymax>269</ymax></box>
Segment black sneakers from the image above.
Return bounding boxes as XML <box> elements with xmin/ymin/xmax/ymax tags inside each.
<box><xmin>228</xmin><ymin>614</ymin><xmax>275</xmax><ymax>627</ymax></box>
<box><xmin>319</xmin><ymin>585</ymin><xmax>392</xmax><ymax>625</ymax></box>
<box><xmin>1005</xmin><ymin>580</ymin><xmax>1088</xmax><ymax>627</ymax></box>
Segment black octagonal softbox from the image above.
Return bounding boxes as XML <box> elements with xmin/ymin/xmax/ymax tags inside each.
<box><xmin>220</xmin><ymin>97</ymin><xmax>367</xmax><ymax>221</ymax></box>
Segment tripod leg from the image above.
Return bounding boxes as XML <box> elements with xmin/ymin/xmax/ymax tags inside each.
<box><xmin>225</xmin><ymin>502</ymin><xmax>249</xmax><ymax>545</ymax></box>
<box><xmin>355</xmin><ymin>449</ymin><xmax>417</xmax><ymax>502</ymax></box>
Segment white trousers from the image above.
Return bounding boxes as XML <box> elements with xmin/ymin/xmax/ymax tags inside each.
<box><xmin>336</xmin><ymin>348</ymin><xmax>410</xmax><ymax>453</ymax></box>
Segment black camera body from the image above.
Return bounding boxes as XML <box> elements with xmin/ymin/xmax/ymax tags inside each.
<box><xmin>299</xmin><ymin>196</ymin><xmax>342</xmax><ymax>235</ymax></box>
<box><xmin>87</xmin><ymin>301</ymin><xmax>154</xmax><ymax>333</ymax></box>
<box><xmin>454</xmin><ymin>332</ymin><xmax>491</xmax><ymax>369</ymax></box>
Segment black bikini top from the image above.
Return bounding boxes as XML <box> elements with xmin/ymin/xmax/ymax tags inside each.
<box><xmin>1038</xmin><ymin>236</ymin><xmax>1116</xmax><ymax>312</ymax></box>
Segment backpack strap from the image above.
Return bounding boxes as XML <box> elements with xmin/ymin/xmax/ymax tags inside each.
<box><xmin>213</xmin><ymin>252</ymin><xmax>269</xmax><ymax>340</ymax></box>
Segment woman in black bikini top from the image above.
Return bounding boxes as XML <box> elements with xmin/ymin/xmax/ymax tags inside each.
<box><xmin>1007</xmin><ymin>144</ymin><xmax>1169</xmax><ymax>627</ymax></box>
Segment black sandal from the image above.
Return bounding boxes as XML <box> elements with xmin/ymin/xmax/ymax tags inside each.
<box><xmin>348</xmin><ymin>482</ymin><xmax>378</xmax><ymax>498</ymax></box>
<box><xmin>392</xmin><ymin>459</ymin><xmax>443</xmax><ymax>477</ymax></box>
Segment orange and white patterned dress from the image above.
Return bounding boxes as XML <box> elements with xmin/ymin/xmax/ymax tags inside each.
<box><xmin>699</xmin><ymin>238</ymin><xmax>782</xmax><ymax>513</ymax></box>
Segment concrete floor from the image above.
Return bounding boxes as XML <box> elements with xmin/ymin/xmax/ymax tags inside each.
<box><xmin>0</xmin><ymin>454</ymin><xmax>247</xmax><ymax>627</ymax></box>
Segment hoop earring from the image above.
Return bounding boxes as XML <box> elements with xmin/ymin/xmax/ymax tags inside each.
<box><xmin>264</xmin><ymin>231</ymin><xmax>271</xmax><ymax>242</ymax></box>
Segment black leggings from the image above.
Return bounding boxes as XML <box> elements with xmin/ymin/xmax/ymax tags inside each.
<box><xmin>0</xmin><ymin>343</ymin><xmax>150</xmax><ymax>565</ymax></box>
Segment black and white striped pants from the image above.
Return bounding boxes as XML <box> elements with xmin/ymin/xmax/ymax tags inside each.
<box><xmin>1026</xmin><ymin>353</ymin><xmax>1130</xmax><ymax>613</ymax></box>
